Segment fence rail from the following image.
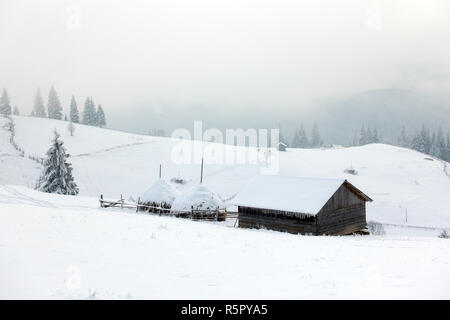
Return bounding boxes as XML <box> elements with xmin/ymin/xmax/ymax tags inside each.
<box><xmin>99</xmin><ymin>194</ymin><xmax>238</xmax><ymax>223</ymax></box>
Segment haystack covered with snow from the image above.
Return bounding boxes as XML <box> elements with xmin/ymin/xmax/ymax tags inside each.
<box><xmin>139</xmin><ymin>179</ymin><xmax>181</xmax><ymax>208</ymax></box>
<box><xmin>170</xmin><ymin>184</ymin><xmax>225</xmax><ymax>212</ymax></box>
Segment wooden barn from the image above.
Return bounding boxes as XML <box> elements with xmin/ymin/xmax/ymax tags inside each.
<box><xmin>233</xmin><ymin>175</ymin><xmax>372</xmax><ymax>235</ymax></box>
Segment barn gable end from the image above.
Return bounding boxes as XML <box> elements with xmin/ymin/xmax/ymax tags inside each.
<box><xmin>234</xmin><ymin>176</ymin><xmax>372</xmax><ymax>236</ymax></box>
<box><xmin>316</xmin><ymin>182</ymin><xmax>370</xmax><ymax>235</ymax></box>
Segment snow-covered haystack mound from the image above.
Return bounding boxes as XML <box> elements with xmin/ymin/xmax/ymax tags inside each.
<box><xmin>139</xmin><ymin>179</ymin><xmax>181</xmax><ymax>208</ymax></box>
<box><xmin>171</xmin><ymin>184</ymin><xmax>225</xmax><ymax>212</ymax></box>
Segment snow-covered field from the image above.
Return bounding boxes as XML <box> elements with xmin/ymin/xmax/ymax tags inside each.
<box><xmin>1</xmin><ymin>115</ymin><xmax>450</xmax><ymax>299</ymax></box>
<box><xmin>1</xmin><ymin>185</ymin><xmax>449</xmax><ymax>299</ymax></box>
<box><xmin>6</xmin><ymin>115</ymin><xmax>450</xmax><ymax>227</ymax></box>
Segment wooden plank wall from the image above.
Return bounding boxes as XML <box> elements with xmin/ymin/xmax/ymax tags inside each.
<box><xmin>316</xmin><ymin>203</ymin><xmax>366</xmax><ymax>235</ymax></box>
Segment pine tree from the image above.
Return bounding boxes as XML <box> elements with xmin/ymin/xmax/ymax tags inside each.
<box><xmin>278</xmin><ymin>122</ymin><xmax>287</xmax><ymax>147</ymax></box>
<box><xmin>292</xmin><ymin>123</ymin><xmax>308</xmax><ymax>148</ymax></box>
<box><xmin>445</xmin><ymin>131</ymin><xmax>450</xmax><ymax>162</ymax></box>
<box><xmin>13</xmin><ymin>105</ymin><xmax>20</xmax><ymax>115</ymax></box>
<box><xmin>412</xmin><ymin>125</ymin><xmax>432</xmax><ymax>154</ymax></box>
<box><xmin>434</xmin><ymin>127</ymin><xmax>446</xmax><ymax>160</ymax></box>
<box><xmin>366</xmin><ymin>126</ymin><xmax>374</xmax><ymax>144</ymax></box>
<box><xmin>0</xmin><ymin>88</ymin><xmax>12</xmax><ymax>116</ymax></box>
<box><xmin>82</xmin><ymin>97</ymin><xmax>97</xmax><ymax>125</ymax></box>
<box><xmin>47</xmin><ymin>86</ymin><xmax>63</xmax><ymax>120</ymax></box>
<box><xmin>69</xmin><ymin>95</ymin><xmax>79</xmax><ymax>123</ymax></box>
<box><xmin>372</xmin><ymin>127</ymin><xmax>379</xmax><ymax>143</ymax></box>
<box><xmin>38</xmin><ymin>130</ymin><xmax>79</xmax><ymax>195</ymax></box>
<box><xmin>429</xmin><ymin>131</ymin><xmax>438</xmax><ymax>157</ymax></box>
<box><xmin>359</xmin><ymin>125</ymin><xmax>367</xmax><ymax>145</ymax></box>
<box><xmin>33</xmin><ymin>88</ymin><xmax>47</xmax><ymax>117</ymax></box>
<box><xmin>310</xmin><ymin>122</ymin><xmax>322</xmax><ymax>148</ymax></box>
<box><xmin>96</xmin><ymin>104</ymin><xmax>106</xmax><ymax>127</ymax></box>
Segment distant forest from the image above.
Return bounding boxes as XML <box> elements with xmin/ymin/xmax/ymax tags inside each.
<box><xmin>0</xmin><ymin>87</ymin><xmax>106</xmax><ymax>128</ymax></box>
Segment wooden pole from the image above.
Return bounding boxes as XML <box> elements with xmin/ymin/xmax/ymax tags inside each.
<box><xmin>200</xmin><ymin>157</ymin><xmax>204</xmax><ymax>184</ymax></box>
<box><xmin>136</xmin><ymin>197</ymin><xmax>140</xmax><ymax>213</ymax></box>
<box><xmin>120</xmin><ymin>194</ymin><xmax>123</xmax><ymax>209</ymax></box>
<box><xmin>159</xmin><ymin>164</ymin><xmax>162</xmax><ymax>179</ymax></box>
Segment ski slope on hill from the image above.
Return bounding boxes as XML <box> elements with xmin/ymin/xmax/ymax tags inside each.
<box><xmin>0</xmin><ymin>185</ymin><xmax>449</xmax><ymax>299</ymax></box>
<box><xmin>1</xmin><ymin>115</ymin><xmax>450</xmax><ymax>228</ymax></box>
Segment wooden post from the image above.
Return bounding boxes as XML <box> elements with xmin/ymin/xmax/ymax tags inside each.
<box><xmin>100</xmin><ymin>194</ymin><xmax>103</xmax><ymax>208</ymax></box>
<box><xmin>159</xmin><ymin>164</ymin><xmax>162</xmax><ymax>179</ymax></box>
<box><xmin>120</xmin><ymin>194</ymin><xmax>123</xmax><ymax>209</ymax></box>
<box><xmin>136</xmin><ymin>197</ymin><xmax>140</xmax><ymax>213</ymax></box>
<box><xmin>405</xmin><ymin>208</ymin><xmax>408</xmax><ymax>223</ymax></box>
<box><xmin>200</xmin><ymin>157</ymin><xmax>204</xmax><ymax>184</ymax></box>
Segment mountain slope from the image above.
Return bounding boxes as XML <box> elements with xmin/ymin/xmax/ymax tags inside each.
<box><xmin>1</xmin><ymin>115</ymin><xmax>450</xmax><ymax>228</ymax></box>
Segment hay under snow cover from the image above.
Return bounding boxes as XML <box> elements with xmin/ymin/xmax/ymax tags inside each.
<box><xmin>140</xmin><ymin>179</ymin><xmax>181</xmax><ymax>206</ymax></box>
<box><xmin>170</xmin><ymin>184</ymin><xmax>225</xmax><ymax>212</ymax></box>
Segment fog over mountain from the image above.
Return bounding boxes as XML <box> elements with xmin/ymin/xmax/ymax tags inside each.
<box><xmin>1</xmin><ymin>0</ymin><xmax>450</xmax><ymax>143</ymax></box>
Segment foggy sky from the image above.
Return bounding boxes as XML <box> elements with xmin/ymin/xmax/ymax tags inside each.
<box><xmin>1</xmin><ymin>0</ymin><xmax>450</xmax><ymax>132</ymax></box>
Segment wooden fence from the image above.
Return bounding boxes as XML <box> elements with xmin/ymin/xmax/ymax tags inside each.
<box><xmin>99</xmin><ymin>194</ymin><xmax>238</xmax><ymax>223</ymax></box>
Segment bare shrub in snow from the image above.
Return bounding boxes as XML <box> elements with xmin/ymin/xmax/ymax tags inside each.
<box><xmin>439</xmin><ymin>230</ymin><xmax>449</xmax><ymax>239</ymax></box>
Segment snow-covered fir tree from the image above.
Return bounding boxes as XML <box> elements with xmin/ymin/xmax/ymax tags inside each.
<box><xmin>431</xmin><ymin>127</ymin><xmax>446</xmax><ymax>159</ymax></box>
<box><xmin>445</xmin><ymin>131</ymin><xmax>450</xmax><ymax>162</ymax></box>
<box><xmin>411</xmin><ymin>125</ymin><xmax>431</xmax><ymax>154</ymax></box>
<box><xmin>372</xmin><ymin>127</ymin><xmax>379</xmax><ymax>143</ymax></box>
<box><xmin>0</xmin><ymin>88</ymin><xmax>12</xmax><ymax>116</ymax></box>
<box><xmin>359</xmin><ymin>125</ymin><xmax>367</xmax><ymax>145</ymax></box>
<box><xmin>366</xmin><ymin>126</ymin><xmax>374</xmax><ymax>144</ymax></box>
<box><xmin>69</xmin><ymin>95</ymin><xmax>79</xmax><ymax>123</ymax></box>
<box><xmin>96</xmin><ymin>104</ymin><xmax>106</xmax><ymax>127</ymax></box>
<box><xmin>277</xmin><ymin>122</ymin><xmax>288</xmax><ymax>148</ymax></box>
<box><xmin>310</xmin><ymin>122</ymin><xmax>322</xmax><ymax>148</ymax></box>
<box><xmin>33</xmin><ymin>88</ymin><xmax>47</xmax><ymax>117</ymax></box>
<box><xmin>397</xmin><ymin>125</ymin><xmax>410</xmax><ymax>147</ymax></box>
<box><xmin>292</xmin><ymin>123</ymin><xmax>309</xmax><ymax>148</ymax></box>
<box><xmin>47</xmin><ymin>86</ymin><xmax>63</xmax><ymax>120</ymax></box>
<box><xmin>82</xmin><ymin>97</ymin><xmax>97</xmax><ymax>125</ymax></box>
<box><xmin>38</xmin><ymin>130</ymin><xmax>79</xmax><ymax>195</ymax></box>
<box><xmin>13</xmin><ymin>105</ymin><xmax>20</xmax><ymax>115</ymax></box>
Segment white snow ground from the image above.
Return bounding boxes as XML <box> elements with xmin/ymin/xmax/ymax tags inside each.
<box><xmin>1</xmin><ymin>185</ymin><xmax>449</xmax><ymax>299</ymax></box>
<box><xmin>1</xmin><ymin>115</ymin><xmax>450</xmax><ymax>299</ymax></box>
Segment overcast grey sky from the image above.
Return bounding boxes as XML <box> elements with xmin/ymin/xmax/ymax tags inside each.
<box><xmin>1</xmin><ymin>0</ymin><xmax>450</xmax><ymax>128</ymax></box>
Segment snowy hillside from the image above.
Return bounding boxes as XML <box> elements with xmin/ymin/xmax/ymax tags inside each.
<box><xmin>1</xmin><ymin>115</ymin><xmax>450</xmax><ymax>299</ymax></box>
<box><xmin>2</xmin><ymin>115</ymin><xmax>449</xmax><ymax>228</ymax></box>
<box><xmin>1</xmin><ymin>185</ymin><xmax>449</xmax><ymax>299</ymax></box>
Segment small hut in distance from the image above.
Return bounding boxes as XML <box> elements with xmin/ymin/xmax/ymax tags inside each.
<box><xmin>233</xmin><ymin>175</ymin><xmax>372</xmax><ymax>235</ymax></box>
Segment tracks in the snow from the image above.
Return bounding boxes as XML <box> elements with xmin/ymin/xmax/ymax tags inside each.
<box><xmin>73</xmin><ymin>141</ymin><xmax>152</xmax><ymax>157</ymax></box>
<box><xmin>0</xmin><ymin>185</ymin><xmax>56</xmax><ymax>208</ymax></box>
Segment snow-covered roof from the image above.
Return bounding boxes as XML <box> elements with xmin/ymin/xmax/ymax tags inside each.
<box><xmin>171</xmin><ymin>184</ymin><xmax>225</xmax><ymax>212</ymax></box>
<box><xmin>140</xmin><ymin>179</ymin><xmax>181</xmax><ymax>205</ymax></box>
<box><xmin>233</xmin><ymin>175</ymin><xmax>370</xmax><ymax>215</ymax></box>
